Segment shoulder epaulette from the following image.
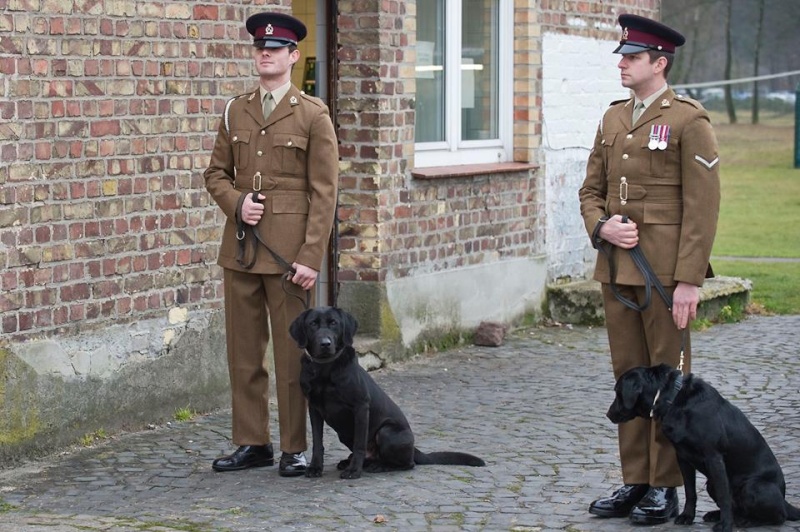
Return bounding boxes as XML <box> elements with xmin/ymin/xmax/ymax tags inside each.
<box><xmin>673</xmin><ymin>94</ymin><xmax>703</xmax><ymax>109</ymax></box>
<box><xmin>299</xmin><ymin>92</ymin><xmax>323</xmax><ymax>107</ymax></box>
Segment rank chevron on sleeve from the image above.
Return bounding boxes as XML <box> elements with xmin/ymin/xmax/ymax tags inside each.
<box><xmin>694</xmin><ymin>154</ymin><xmax>719</xmax><ymax>169</ymax></box>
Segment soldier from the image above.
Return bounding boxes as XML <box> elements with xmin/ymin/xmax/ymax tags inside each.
<box><xmin>579</xmin><ymin>14</ymin><xmax>721</xmax><ymax>524</ymax></box>
<box><xmin>204</xmin><ymin>12</ymin><xmax>339</xmax><ymax>477</ymax></box>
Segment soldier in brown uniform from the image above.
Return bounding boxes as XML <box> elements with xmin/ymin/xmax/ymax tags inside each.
<box><xmin>579</xmin><ymin>14</ymin><xmax>720</xmax><ymax>524</ymax></box>
<box><xmin>204</xmin><ymin>12</ymin><xmax>339</xmax><ymax>476</ymax></box>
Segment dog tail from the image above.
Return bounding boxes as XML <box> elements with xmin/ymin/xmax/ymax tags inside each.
<box><xmin>413</xmin><ymin>448</ymin><xmax>485</xmax><ymax>467</ymax></box>
<box><xmin>786</xmin><ymin>500</ymin><xmax>800</xmax><ymax>521</ymax></box>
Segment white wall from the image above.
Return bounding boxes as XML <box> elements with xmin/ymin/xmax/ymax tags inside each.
<box><xmin>542</xmin><ymin>33</ymin><xmax>628</xmax><ymax>281</ymax></box>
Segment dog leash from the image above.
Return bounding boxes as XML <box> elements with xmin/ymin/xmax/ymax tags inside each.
<box><xmin>594</xmin><ymin>215</ymin><xmax>688</xmax><ymax>372</ymax></box>
<box><xmin>235</xmin><ymin>191</ymin><xmax>311</xmax><ymax>310</ymax></box>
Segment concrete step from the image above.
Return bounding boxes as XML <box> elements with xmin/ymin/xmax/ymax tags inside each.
<box><xmin>546</xmin><ymin>276</ymin><xmax>752</xmax><ymax>326</ymax></box>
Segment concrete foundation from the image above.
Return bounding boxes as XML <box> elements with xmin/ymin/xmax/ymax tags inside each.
<box><xmin>0</xmin><ymin>309</ymin><xmax>230</xmax><ymax>466</ymax></box>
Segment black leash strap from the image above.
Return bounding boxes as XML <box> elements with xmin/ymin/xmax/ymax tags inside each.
<box><xmin>594</xmin><ymin>215</ymin><xmax>672</xmax><ymax>312</ymax></box>
<box><xmin>235</xmin><ymin>191</ymin><xmax>311</xmax><ymax>309</ymax></box>
<box><xmin>594</xmin><ymin>215</ymin><xmax>689</xmax><ymax>368</ymax></box>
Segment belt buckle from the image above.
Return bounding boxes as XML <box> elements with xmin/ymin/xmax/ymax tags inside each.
<box><xmin>252</xmin><ymin>171</ymin><xmax>262</xmax><ymax>192</ymax></box>
<box><xmin>619</xmin><ymin>177</ymin><xmax>628</xmax><ymax>206</ymax></box>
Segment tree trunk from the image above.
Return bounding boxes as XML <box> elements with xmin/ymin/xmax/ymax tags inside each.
<box><xmin>751</xmin><ymin>0</ymin><xmax>766</xmax><ymax>124</ymax></box>
<box><xmin>723</xmin><ymin>0</ymin><xmax>737</xmax><ymax>124</ymax></box>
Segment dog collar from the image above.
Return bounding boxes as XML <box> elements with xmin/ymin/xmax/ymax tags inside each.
<box><xmin>650</xmin><ymin>373</ymin><xmax>684</xmax><ymax>418</ymax></box>
<box><xmin>303</xmin><ymin>347</ymin><xmax>345</xmax><ymax>364</ymax></box>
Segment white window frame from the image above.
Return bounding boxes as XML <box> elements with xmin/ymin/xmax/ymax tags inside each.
<box><xmin>414</xmin><ymin>0</ymin><xmax>513</xmax><ymax>168</ymax></box>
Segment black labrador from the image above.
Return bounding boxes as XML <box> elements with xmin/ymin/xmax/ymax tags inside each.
<box><xmin>607</xmin><ymin>364</ymin><xmax>800</xmax><ymax>532</ymax></box>
<box><xmin>289</xmin><ymin>306</ymin><xmax>486</xmax><ymax>479</ymax></box>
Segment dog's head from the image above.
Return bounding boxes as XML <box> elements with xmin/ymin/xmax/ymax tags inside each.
<box><xmin>289</xmin><ymin>306</ymin><xmax>359</xmax><ymax>362</ymax></box>
<box><xmin>607</xmin><ymin>365</ymin><xmax>673</xmax><ymax>423</ymax></box>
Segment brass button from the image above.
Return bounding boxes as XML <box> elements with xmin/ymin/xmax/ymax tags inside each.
<box><xmin>260</xmin><ymin>130</ymin><xmax>266</xmax><ymax>135</ymax></box>
<box><xmin>232</xmin><ymin>135</ymin><xmax>238</xmax><ymax>141</ymax></box>
<box><xmin>622</xmin><ymin>154</ymin><xmax>629</xmax><ymax>160</ymax></box>
<box><xmin>626</xmin><ymin>134</ymin><xmax>633</xmax><ymax>139</ymax></box>
<box><xmin>287</xmin><ymin>141</ymin><xmax>293</xmax><ymax>146</ymax></box>
<box><xmin>257</xmin><ymin>151</ymin><xmax>263</xmax><ymax>156</ymax></box>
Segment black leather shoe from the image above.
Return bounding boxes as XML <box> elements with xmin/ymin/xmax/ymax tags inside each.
<box><xmin>278</xmin><ymin>452</ymin><xmax>307</xmax><ymax>477</ymax></box>
<box><xmin>212</xmin><ymin>444</ymin><xmax>274</xmax><ymax>472</ymax></box>
<box><xmin>629</xmin><ymin>487</ymin><xmax>679</xmax><ymax>524</ymax></box>
<box><xmin>589</xmin><ymin>484</ymin><xmax>650</xmax><ymax>517</ymax></box>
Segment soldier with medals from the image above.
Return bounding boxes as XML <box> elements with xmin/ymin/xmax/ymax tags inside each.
<box><xmin>204</xmin><ymin>12</ymin><xmax>339</xmax><ymax>477</ymax></box>
<box><xmin>579</xmin><ymin>14</ymin><xmax>721</xmax><ymax>524</ymax></box>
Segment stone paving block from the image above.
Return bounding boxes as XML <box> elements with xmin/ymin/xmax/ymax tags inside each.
<box><xmin>0</xmin><ymin>316</ymin><xmax>799</xmax><ymax>531</ymax></box>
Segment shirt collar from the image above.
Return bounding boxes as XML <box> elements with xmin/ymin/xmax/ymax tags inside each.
<box><xmin>634</xmin><ymin>84</ymin><xmax>669</xmax><ymax>111</ymax></box>
<box><xmin>259</xmin><ymin>81</ymin><xmax>292</xmax><ymax>106</ymax></box>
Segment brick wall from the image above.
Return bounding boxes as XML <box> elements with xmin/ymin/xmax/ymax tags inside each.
<box><xmin>0</xmin><ymin>0</ymin><xmax>279</xmax><ymax>340</ymax></box>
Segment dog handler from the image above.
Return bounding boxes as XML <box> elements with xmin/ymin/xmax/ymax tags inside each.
<box><xmin>579</xmin><ymin>14</ymin><xmax>720</xmax><ymax>524</ymax></box>
<box><xmin>204</xmin><ymin>11</ymin><xmax>339</xmax><ymax>476</ymax></box>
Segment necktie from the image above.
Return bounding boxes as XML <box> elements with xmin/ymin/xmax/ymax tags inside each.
<box><xmin>262</xmin><ymin>92</ymin><xmax>275</xmax><ymax>120</ymax></box>
<box><xmin>632</xmin><ymin>102</ymin><xmax>646</xmax><ymax>125</ymax></box>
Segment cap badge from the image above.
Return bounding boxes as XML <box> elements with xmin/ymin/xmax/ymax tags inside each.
<box><xmin>621</xmin><ymin>27</ymin><xmax>629</xmax><ymax>40</ymax></box>
<box><xmin>265</xmin><ymin>24</ymin><xmax>274</xmax><ymax>36</ymax></box>
<box><xmin>661</xmin><ymin>99</ymin><xmax>670</xmax><ymax>107</ymax></box>
<box><xmin>289</xmin><ymin>96</ymin><xmax>298</xmax><ymax>105</ymax></box>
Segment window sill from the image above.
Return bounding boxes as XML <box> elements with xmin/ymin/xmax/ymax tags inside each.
<box><xmin>411</xmin><ymin>162</ymin><xmax>538</xmax><ymax>180</ymax></box>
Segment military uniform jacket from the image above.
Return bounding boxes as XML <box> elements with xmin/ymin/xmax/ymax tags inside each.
<box><xmin>579</xmin><ymin>88</ymin><xmax>720</xmax><ymax>287</ymax></box>
<box><xmin>204</xmin><ymin>86</ymin><xmax>339</xmax><ymax>274</ymax></box>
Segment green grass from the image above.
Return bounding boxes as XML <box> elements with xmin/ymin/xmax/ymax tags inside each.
<box><xmin>174</xmin><ymin>406</ymin><xmax>196</xmax><ymax>422</ymax></box>
<box><xmin>706</xmin><ymin>109</ymin><xmax>800</xmax><ymax>314</ymax></box>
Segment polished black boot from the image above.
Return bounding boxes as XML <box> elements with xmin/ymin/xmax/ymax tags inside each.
<box><xmin>278</xmin><ymin>452</ymin><xmax>307</xmax><ymax>477</ymax></box>
<box><xmin>629</xmin><ymin>486</ymin><xmax>679</xmax><ymax>524</ymax></box>
<box><xmin>212</xmin><ymin>444</ymin><xmax>274</xmax><ymax>472</ymax></box>
<box><xmin>589</xmin><ymin>484</ymin><xmax>650</xmax><ymax>517</ymax></box>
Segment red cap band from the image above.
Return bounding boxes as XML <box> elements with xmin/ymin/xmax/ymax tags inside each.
<box><xmin>623</xmin><ymin>28</ymin><xmax>676</xmax><ymax>53</ymax></box>
<box><xmin>254</xmin><ymin>24</ymin><xmax>298</xmax><ymax>43</ymax></box>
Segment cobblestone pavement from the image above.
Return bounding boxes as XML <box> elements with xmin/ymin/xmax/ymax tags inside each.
<box><xmin>2</xmin><ymin>315</ymin><xmax>800</xmax><ymax>532</ymax></box>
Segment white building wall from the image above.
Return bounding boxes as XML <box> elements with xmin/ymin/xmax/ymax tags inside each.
<box><xmin>542</xmin><ymin>33</ymin><xmax>628</xmax><ymax>281</ymax></box>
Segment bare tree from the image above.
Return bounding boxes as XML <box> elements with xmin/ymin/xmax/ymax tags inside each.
<box><xmin>751</xmin><ymin>0</ymin><xmax>766</xmax><ymax>124</ymax></box>
<box><xmin>723</xmin><ymin>0</ymin><xmax>737</xmax><ymax>123</ymax></box>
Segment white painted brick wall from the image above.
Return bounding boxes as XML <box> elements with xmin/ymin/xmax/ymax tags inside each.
<box><xmin>542</xmin><ymin>33</ymin><xmax>628</xmax><ymax>281</ymax></box>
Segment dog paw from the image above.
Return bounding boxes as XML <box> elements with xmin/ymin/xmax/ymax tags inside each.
<box><xmin>305</xmin><ymin>466</ymin><xmax>323</xmax><ymax>478</ymax></box>
<box><xmin>702</xmin><ymin>510</ymin><xmax>721</xmax><ymax>523</ymax></box>
<box><xmin>712</xmin><ymin>522</ymin><xmax>732</xmax><ymax>532</ymax></box>
<box><xmin>336</xmin><ymin>458</ymin><xmax>350</xmax><ymax>470</ymax></box>
<box><xmin>339</xmin><ymin>468</ymin><xmax>362</xmax><ymax>479</ymax></box>
<box><xmin>674</xmin><ymin>513</ymin><xmax>695</xmax><ymax>525</ymax></box>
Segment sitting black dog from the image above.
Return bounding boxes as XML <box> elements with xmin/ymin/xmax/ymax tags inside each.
<box><xmin>289</xmin><ymin>306</ymin><xmax>486</xmax><ymax>479</ymax></box>
<box><xmin>608</xmin><ymin>364</ymin><xmax>800</xmax><ymax>532</ymax></box>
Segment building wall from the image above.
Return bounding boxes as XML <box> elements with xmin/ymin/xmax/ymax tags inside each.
<box><xmin>0</xmin><ymin>0</ymin><xmax>660</xmax><ymax>458</ymax></box>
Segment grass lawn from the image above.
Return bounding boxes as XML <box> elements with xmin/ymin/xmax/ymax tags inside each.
<box><xmin>707</xmin><ymin>109</ymin><xmax>800</xmax><ymax>314</ymax></box>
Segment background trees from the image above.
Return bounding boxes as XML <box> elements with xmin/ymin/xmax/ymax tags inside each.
<box><xmin>662</xmin><ymin>0</ymin><xmax>800</xmax><ymax>123</ymax></box>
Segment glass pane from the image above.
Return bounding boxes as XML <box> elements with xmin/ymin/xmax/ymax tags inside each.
<box><xmin>415</xmin><ymin>0</ymin><xmax>445</xmax><ymax>143</ymax></box>
<box><xmin>461</xmin><ymin>0</ymin><xmax>498</xmax><ymax>141</ymax></box>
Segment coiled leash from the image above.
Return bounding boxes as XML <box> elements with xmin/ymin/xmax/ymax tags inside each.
<box><xmin>235</xmin><ymin>190</ymin><xmax>311</xmax><ymax>310</ymax></box>
<box><xmin>593</xmin><ymin>215</ymin><xmax>688</xmax><ymax>373</ymax></box>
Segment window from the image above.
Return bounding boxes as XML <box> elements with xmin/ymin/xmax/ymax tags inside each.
<box><xmin>414</xmin><ymin>0</ymin><xmax>512</xmax><ymax>168</ymax></box>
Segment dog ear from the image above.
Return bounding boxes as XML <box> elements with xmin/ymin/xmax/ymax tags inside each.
<box><xmin>340</xmin><ymin>308</ymin><xmax>359</xmax><ymax>346</ymax></box>
<box><xmin>621</xmin><ymin>376</ymin><xmax>643</xmax><ymax>411</ymax></box>
<box><xmin>289</xmin><ymin>309</ymin><xmax>312</xmax><ymax>348</ymax></box>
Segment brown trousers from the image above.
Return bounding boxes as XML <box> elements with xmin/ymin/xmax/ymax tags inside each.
<box><xmin>223</xmin><ymin>268</ymin><xmax>313</xmax><ymax>453</ymax></box>
<box><xmin>602</xmin><ymin>284</ymin><xmax>691</xmax><ymax>487</ymax></box>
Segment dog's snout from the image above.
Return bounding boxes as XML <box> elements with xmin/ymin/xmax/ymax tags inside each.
<box><xmin>319</xmin><ymin>336</ymin><xmax>332</xmax><ymax>348</ymax></box>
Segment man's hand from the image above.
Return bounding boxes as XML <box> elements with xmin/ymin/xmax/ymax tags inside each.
<box><xmin>291</xmin><ymin>263</ymin><xmax>318</xmax><ymax>291</ymax></box>
<box><xmin>598</xmin><ymin>215</ymin><xmax>639</xmax><ymax>249</ymax></box>
<box><xmin>672</xmin><ymin>282</ymin><xmax>699</xmax><ymax>329</ymax></box>
<box><xmin>241</xmin><ymin>193</ymin><xmax>266</xmax><ymax>226</ymax></box>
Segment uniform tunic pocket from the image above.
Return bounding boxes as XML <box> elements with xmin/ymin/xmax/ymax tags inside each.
<box><xmin>231</xmin><ymin>130</ymin><xmax>251</xmax><ymax>171</ymax></box>
<box><xmin>273</xmin><ymin>133</ymin><xmax>308</xmax><ymax>176</ymax></box>
<box><xmin>264</xmin><ymin>192</ymin><xmax>310</xmax><ymax>262</ymax></box>
<box><xmin>643</xmin><ymin>136</ymin><xmax>680</xmax><ymax>179</ymax></box>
